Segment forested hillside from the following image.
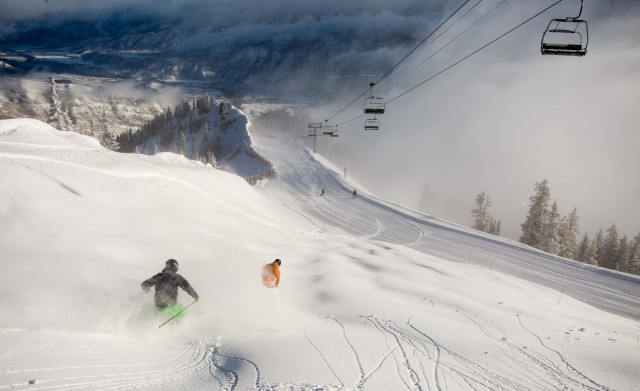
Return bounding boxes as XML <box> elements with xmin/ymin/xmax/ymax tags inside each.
<box><xmin>117</xmin><ymin>95</ymin><xmax>272</xmax><ymax>178</ymax></box>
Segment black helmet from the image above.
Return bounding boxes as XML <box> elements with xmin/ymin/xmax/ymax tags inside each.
<box><xmin>275</xmin><ymin>259</ymin><xmax>282</xmax><ymax>266</ymax></box>
<box><xmin>166</xmin><ymin>259</ymin><xmax>179</xmax><ymax>267</ymax></box>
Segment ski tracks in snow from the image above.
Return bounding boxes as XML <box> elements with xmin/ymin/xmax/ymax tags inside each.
<box><xmin>298</xmin><ymin>304</ymin><xmax>614</xmax><ymax>391</ymax></box>
<box><xmin>0</xmin><ymin>333</ymin><xmax>329</xmax><ymax>391</ymax></box>
<box><xmin>209</xmin><ymin>345</ymin><xmax>263</xmax><ymax>391</ymax></box>
<box><xmin>0</xmin><ymin>338</ymin><xmax>212</xmax><ymax>391</ymax></box>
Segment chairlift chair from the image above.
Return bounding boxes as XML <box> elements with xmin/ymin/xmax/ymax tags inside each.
<box><xmin>363</xmin><ymin>96</ymin><xmax>386</xmax><ymax>114</ymax></box>
<box><xmin>363</xmin><ymin>82</ymin><xmax>386</xmax><ymax>115</ymax></box>
<box><xmin>364</xmin><ymin>118</ymin><xmax>380</xmax><ymax>131</ymax></box>
<box><xmin>541</xmin><ymin>0</ymin><xmax>588</xmax><ymax>56</ymax></box>
<box><xmin>323</xmin><ymin>124</ymin><xmax>337</xmax><ymax>135</ymax></box>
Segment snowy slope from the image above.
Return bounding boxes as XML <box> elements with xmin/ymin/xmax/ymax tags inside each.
<box><xmin>0</xmin><ymin>119</ymin><xmax>639</xmax><ymax>391</ymax></box>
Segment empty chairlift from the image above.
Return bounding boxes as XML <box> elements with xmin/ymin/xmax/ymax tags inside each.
<box><xmin>364</xmin><ymin>118</ymin><xmax>379</xmax><ymax>131</ymax></box>
<box><xmin>323</xmin><ymin>124</ymin><xmax>337</xmax><ymax>135</ymax></box>
<box><xmin>541</xmin><ymin>0</ymin><xmax>588</xmax><ymax>56</ymax></box>
<box><xmin>363</xmin><ymin>83</ymin><xmax>386</xmax><ymax>115</ymax></box>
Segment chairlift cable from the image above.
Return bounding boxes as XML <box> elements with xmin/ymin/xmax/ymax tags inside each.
<box><xmin>325</xmin><ymin>0</ymin><xmax>473</xmax><ymax>123</ymax></box>
<box><xmin>430</xmin><ymin>0</ymin><xmax>484</xmax><ymax>44</ymax></box>
<box><xmin>334</xmin><ymin>0</ymin><xmax>564</xmax><ymax>128</ymax></box>
<box><xmin>387</xmin><ymin>0</ymin><xmax>563</xmax><ymax>106</ymax></box>
<box><xmin>414</xmin><ymin>0</ymin><xmax>507</xmax><ymax>70</ymax></box>
<box><xmin>373</xmin><ymin>0</ymin><xmax>476</xmax><ymax>88</ymax></box>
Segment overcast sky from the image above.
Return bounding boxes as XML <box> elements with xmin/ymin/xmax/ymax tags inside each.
<box><xmin>2</xmin><ymin>0</ymin><xmax>639</xmax><ymax>240</ymax></box>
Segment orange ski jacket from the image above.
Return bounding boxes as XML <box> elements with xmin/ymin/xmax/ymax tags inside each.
<box><xmin>272</xmin><ymin>261</ymin><xmax>280</xmax><ymax>287</ymax></box>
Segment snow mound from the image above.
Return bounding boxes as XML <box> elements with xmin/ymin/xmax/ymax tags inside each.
<box><xmin>0</xmin><ymin>118</ymin><xmax>102</xmax><ymax>148</ymax></box>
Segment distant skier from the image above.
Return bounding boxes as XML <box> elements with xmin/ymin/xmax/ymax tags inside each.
<box><xmin>320</xmin><ymin>188</ymin><xmax>325</xmax><ymax>197</ymax></box>
<box><xmin>141</xmin><ymin>259</ymin><xmax>199</xmax><ymax>317</ymax></box>
<box><xmin>261</xmin><ymin>259</ymin><xmax>282</xmax><ymax>288</ymax></box>
<box><xmin>352</xmin><ymin>189</ymin><xmax>357</xmax><ymax>199</ymax></box>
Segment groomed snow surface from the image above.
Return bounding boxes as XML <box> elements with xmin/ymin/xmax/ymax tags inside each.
<box><xmin>1</xmin><ymin>119</ymin><xmax>638</xmax><ymax>391</ymax></box>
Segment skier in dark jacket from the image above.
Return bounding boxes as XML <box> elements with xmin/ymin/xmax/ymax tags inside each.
<box><xmin>141</xmin><ymin>259</ymin><xmax>199</xmax><ymax>310</ymax></box>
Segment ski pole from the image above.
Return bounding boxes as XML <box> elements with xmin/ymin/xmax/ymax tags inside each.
<box><xmin>158</xmin><ymin>301</ymin><xmax>196</xmax><ymax>329</ymax></box>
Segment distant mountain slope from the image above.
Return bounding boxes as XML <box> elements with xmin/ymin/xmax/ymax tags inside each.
<box><xmin>0</xmin><ymin>76</ymin><xmax>167</xmax><ymax>135</ymax></box>
<box><xmin>0</xmin><ymin>5</ymin><xmax>432</xmax><ymax>97</ymax></box>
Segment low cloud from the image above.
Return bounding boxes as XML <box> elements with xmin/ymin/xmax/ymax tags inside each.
<box><xmin>313</xmin><ymin>1</ymin><xmax>640</xmax><ymax>239</ymax></box>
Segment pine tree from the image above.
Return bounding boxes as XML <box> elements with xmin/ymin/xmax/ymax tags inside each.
<box><xmin>485</xmin><ymin>218</ymin><xmax>501</xmax><ymax>236</ymax></box>
<box><xmin>558</xmin><ymin>207</ymin><xmax>580</xmax><ymax>259</ymax></box>
<box><xmin>220</xmin><ymin>102</ymin><xmax>231</xmax><ymax>130</ymax></box>
<box><xmin>628</xmin><ymin>233</ymin><xmax>640</xmax><ymax>275</ymax></box>
<box><xmin>206</xmin><ymin>150</ymin><xmax>217</xmax><ymax>168</ymax></box>
<box><xmin>471</xmin><ymin>192</ymin><xmax>491</xmax><ymax>232</ymax></box>
<box><xmin>601</xmin><ymin>224</ymin><xmax>620</xmax><ymax>270</ymax></box>
<box><xmin>470</xmin><ymin>192</ymin><xmax>501</xmax><ymax>235</ymax></box>
<box><xmin>577</xmin><ymin>233</ymin><xmax>590</xmax><ymax>263</ymax></box>
<box><xmin>99</xmin><ymin>130</ymin><xmax>117</xmax><ymax>150</ymax></box>
<box><xmin>520</xmin><ymin>179</ymin><xmax>551</xmax><ymax>249</ymax></box>
<box><xmin>616</xmin><ymin>235</ymin><xmax>630</xmax><ymax>273</ymax></box>
<box><xmin>62</xmin><ymin>106</ymin><xmax>75</xmax><ymax>132</ymax></box>
<box><xmin>48</xmin><ymin>77</ymin><xmax>65</xmax><ymax>130</ymax></box>
<box><xmin>47</xmin><ymin>77</ymin><xmax>75</xmax><ymax>132</ymax></box>
<box><xmin>98</xmin><ymin>108</ymin><xmax>117</xmax><ymax>150</ymax></box>
<box><xmin>584</xmin><ymin>233</ymin><xmax>600</xmax><ymax>266</ymax></box>
<box><xmin>591</xmin><ymin>229</ymin><xmax>605</xmax><ymax>266</ymax></box>
<box><xmin>543</xmin><ymin>200</ymin><xmax>561</xmax><ymax>254</ymax></box>
<box><xmin>179</xmin><ymin>130</ymin><xmax>187</xmax><ymax>156</ymax></box>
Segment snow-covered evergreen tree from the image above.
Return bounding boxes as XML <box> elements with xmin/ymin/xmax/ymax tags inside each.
<box><xmin>558</xmin><ymin>207</ymin><xmax>580</xmax><ymax>259</ymax></box>
<box><xmin>583</xmin><ymin>232</ymin><xmax>600</xmax><ymax>265</ymax></box>
<box><xmin>488</xmin><ymin>218</ymin><xmax>501</xmax><ymax>236</ymax></box>
<box><xmin>470</xmin><ymin>192</ymin><xmax>501</xmax><ymax>235</ymax></box>
<box><xmin>47</xmin><ymin>77</ymin><xmax>63</xmax><ymax>127</ymax></box>
<box><xmin>179</xmin><ymin>130</ymin><xmax>187</xmax><ymax>156</ymax></box>
<box><xmin>628</xmin><ymin>233</ymin><xmax>640</xmax><ymax>275</ymax></box>
<box><xmin>98</xmin><ymin>107</ymin><xmax>117</xmax><ymax>150</ymax></box>
<box><xmin>47</xmin><ymin>77</ymin><xmax>74</xmax><ymax>132</ymax></box>
<box><xmin>206</xmin><ymin>150</ymin><xmax>218</xmax><ymax>168</ymax></box>
<box><xmin>220</xmin><ymin>102</ymin><xmax>231</xmax><ymax>130</ymax></box>
<box><xmin>616</xmin><ymin>235</ymin><xmax>630</xmax><ymax>273</ymax></box>
<box><xmin>601</xmin><ymin>224</ymin><xmax>620</xmax><ymax>270</ymax></box>
<box><xmin>99</xmin><ymin>130</ymin><xmax>117</xmax><ymax>150</ymax></box>
<box><xmin>577</xmin><ymin>233</ymin><xmax>590</xmax><ymax>262</ymax></box>
<box><xmin>590</xmin><ymin>229</ymin><xmax>605</xmax><ymax>266</ymax></box>
<box><xmin>471</xmin><ymin>192</ymin><xmax>491</xmax><ymax>232</ymax></box>
<box><xmin>543</xmin><ymin>200</ymin><xmax>561</xmax><ymax>254</ymax></box>
<box><xmin>62</xmin><ymin>106</ymin><xmax>75</xmax><ymax>132</ymax></box>
<box><xmin>520</xmin><ymin>179</ymin><xmax>551</xmax><ymax>249</ymax></box>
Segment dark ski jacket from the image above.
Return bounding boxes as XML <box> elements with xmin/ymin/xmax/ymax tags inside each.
<box><xmin>141</xmin><ymin>265</ymin><xmax>199</xmax><ymax>308</ymax></box>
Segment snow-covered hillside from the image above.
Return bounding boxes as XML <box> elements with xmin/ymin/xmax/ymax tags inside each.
<box><xmin>0</xmin><ymin>76</ymin><xmax>170</xmax><ymax>135</ymax></box>
<box><xmin>0</xmin><ymin>77</ymin><xmax>270</xmax><ymax>178</ymax></box>
<box><xmin>1</xmin><ymin>119</ymin><xmax>639</xmax><ymax>390</ymax></box>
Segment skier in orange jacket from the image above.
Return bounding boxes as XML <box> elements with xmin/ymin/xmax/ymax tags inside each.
<box><xmin>261</xmin><ymin>259</ymin><xmax>282</xmax><ymax>288</ymax></box>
